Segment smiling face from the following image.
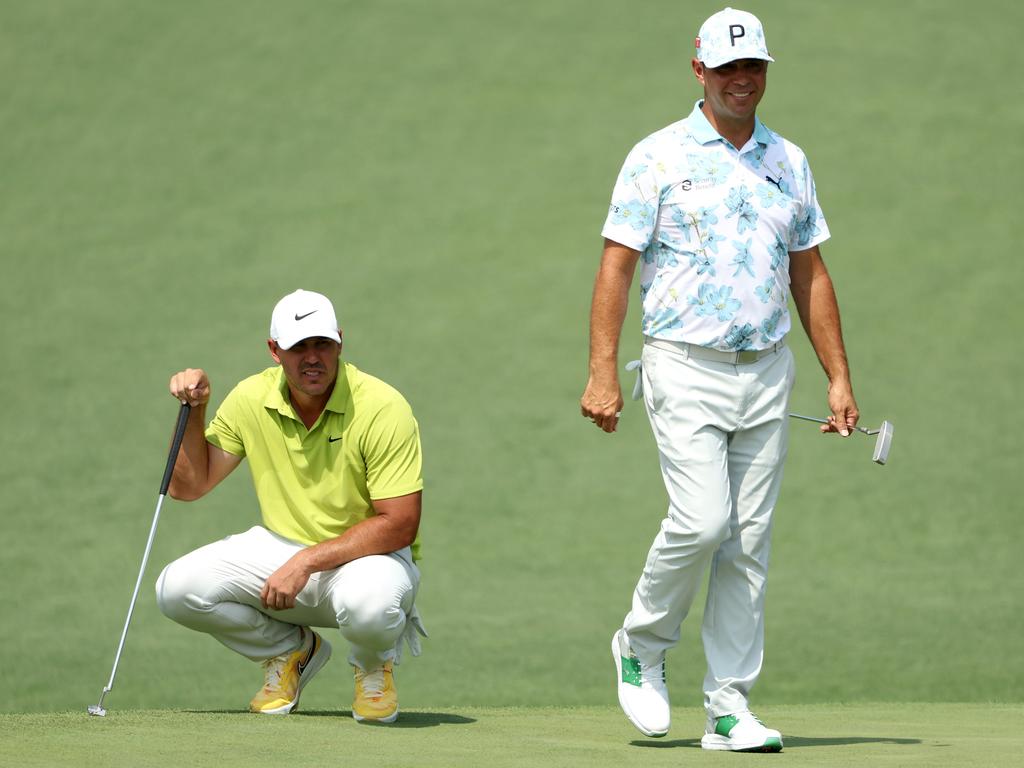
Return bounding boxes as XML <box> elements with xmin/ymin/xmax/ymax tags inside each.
<box><xmin>692</xmin><ymin>57</ymin><xmax>768</xmax><ymax>139</ymax></box>
<box><xmin>268</xmin><ymin>335</ymin><xmax>342</xmax><ymax>403</ymax></box>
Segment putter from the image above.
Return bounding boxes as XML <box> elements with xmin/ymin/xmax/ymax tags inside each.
<box><xmin>788</xmin><ymin>413</ymin><xmax>894</xmax><ymax>465</ymax></box>
<box><xmin>88</xmin><ymin>401</ymin><xmax>191</xmax><ymax>717</ymax></box>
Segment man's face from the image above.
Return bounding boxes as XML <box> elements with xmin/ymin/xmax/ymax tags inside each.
<box><xmin>693</xmin><ymin>58</ymin><xmax>768</xmax><ymax>123</ymax></box>
<box><xmin>268</xmin><ymin>336</ymin><xmax>341</xmax><ymax>400</ymax></box>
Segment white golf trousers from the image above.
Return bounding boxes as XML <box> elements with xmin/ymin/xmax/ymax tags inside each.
<box><xmin>623</xmin><ymin>339</ymin><xmax>794</xmax><ymax>717</ymax></box>
<box><xmin>155</xmin><ymin>526</ymin><xmax>420</xmax><ymax>671</ymax></box>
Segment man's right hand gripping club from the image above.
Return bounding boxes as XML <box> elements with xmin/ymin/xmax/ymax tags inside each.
<box><xmin>169</xmin><ymin>368</ymin><xmax>211</xmax><ymax>409</ymax></box>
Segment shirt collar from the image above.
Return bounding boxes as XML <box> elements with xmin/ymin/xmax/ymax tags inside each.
<box><xmin>263</xmin><ymin>360</ymin><xmax>350</xmax><ymax>421</ymax></box>
<box><xmin>323</xmin><ymin>362</ymin><xmax>350</xmax><ymax>414</ymax></box>
<box><xmin>751</xmin><ymin>117</ymin><xmax>772</xmax><ymax>147</ymax></box>
<box><xmin>686</xmin><ymin>100</ymin><xmax>772</xmax><ymax>149</ymax></box>
<box><xmin>686</xmin><ymin>100</ymin><xmax>721</xmax><ymax>144</ymax></box>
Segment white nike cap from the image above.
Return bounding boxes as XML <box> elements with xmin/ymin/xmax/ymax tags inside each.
<box><xmin>695</xmin><ymin>7</ymin><xmax>774</xmax><ymax>68</ymax></box>
<box><xmin>269</xmin><ymin>289</ymin><xmax>341</xmax><ymax>350</ymax></box>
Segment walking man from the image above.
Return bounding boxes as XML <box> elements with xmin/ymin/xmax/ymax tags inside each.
<box><xmin>580</xmin><ymin>8</ymin><xmax>859</xmax><ymax>751</ymax></box>
<box><xmin>158</xmin><ymin>288</ymin><xmax>426</xmax><ymax>723</ymax></box>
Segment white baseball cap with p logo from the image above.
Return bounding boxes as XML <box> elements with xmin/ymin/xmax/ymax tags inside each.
<box><xmin>695</xmin><ymin>7</ymin><xmax>774</xmax><ymax>68</ymax></box>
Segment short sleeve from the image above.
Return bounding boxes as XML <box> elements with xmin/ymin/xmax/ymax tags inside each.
<box><xmin>789</xmin><ymin>154</ymin><xmax>830</xmax><ymax>251</ymax></box>
<box><xmin>600</xmin><ymin>142</ymin><xmax>661</xmax><ymax>251</ymax></box>
<box><xmin>205</xmin><ymin>386</ymin><xmax>247</xmax><ymax>457</ymax></box>
<box><xmin>360</xmin><ymin>397</ymin><xmax>424</xmax><ymax>501</ymax></box>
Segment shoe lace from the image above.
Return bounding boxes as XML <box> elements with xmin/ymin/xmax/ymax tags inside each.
<box><xmin>356</xmin><ymin>667</ymin><xmax>386</xmax><ymax>697</ymax></box>
<box><xmin>260</xmin><ymin>653</ymin><xmax>289</xmax><ymax>691</ymax></box>
<box><xmin>260</xmin><ymin>630</ymin><xmax>309</xmax><ymax>692</ymax></box>
<box><xmin>639</xmin><ymin>660</ymin><xmax>666</xmax><ymax>685</ymax></box>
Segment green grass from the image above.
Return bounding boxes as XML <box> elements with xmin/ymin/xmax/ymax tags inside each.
<box><xmin>4</xmin><ymin>705</ymin><xmax>1020</xmax><ymax>768</ymax></box>
<box><xmin>1</xmin><ymin>0</ymin><xmax>1021</xmax><ymax>753</ymax></box>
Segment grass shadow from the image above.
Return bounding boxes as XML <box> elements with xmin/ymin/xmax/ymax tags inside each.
<box><xmin>785</xmin><ymin>736</ymin><xmax>921</xmax><ymax>747</ymax></box>
<box><xmin>631</xmin><ymin>739</ymin><xmax>702</xmax><ymax>749</ymax></box>
<box><xmin>184</xmin><ymin>709</ymin><xmax>250</xmax><ymax>715</ymax></box>
<box><xmin>299</xmin><ymin>710</ymin><xmax>477</xmax><ymax>728</ymax></box>
<box><xmin>185</xmin><ymin>709</ymin><xmax>475</xmax><ymax>728</ymax></box>
<box><xmin>632</xmin><ymin>735</ymin><xmax>921</xmax><ymax>749</ymax></box>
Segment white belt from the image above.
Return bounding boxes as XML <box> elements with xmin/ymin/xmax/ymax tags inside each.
<box><xmin>627</xmin><ymin>338</ymin><xmax>786</xmax><ymax>401</ymax></box>
<box><xmin>644</xmin><ymin>336</ymin><xmax>785</xmax><ymax>364</ymax></box>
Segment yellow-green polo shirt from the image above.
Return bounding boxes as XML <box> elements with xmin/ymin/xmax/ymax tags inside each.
<box><xmin>205</xmin><ymin>361</ymin><xmax>423</xmax><ymax>559</ymax></box>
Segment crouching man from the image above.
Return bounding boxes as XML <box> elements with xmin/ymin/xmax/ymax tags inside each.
<box><xmin>157</xmin><ymin>288</ymin><xmax>426</xmax><ymax>723</ymax></box>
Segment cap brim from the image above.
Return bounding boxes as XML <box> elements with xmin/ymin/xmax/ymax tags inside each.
<box><xmin>700</xmin><ymin>52</ymin><xmax>775</xmax><ymax>68</ymax></box>
<box><xmin>274</xmin><ymin>328</ymin><xmax>341</xmax><ymax>350</ymax></box>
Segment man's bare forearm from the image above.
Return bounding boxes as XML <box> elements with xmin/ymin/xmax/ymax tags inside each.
<box><xmin>588</xmin><ymin>242</ymin><xmax>638</xmax><ymax>372</ymax></box>
<box><xmin>581</xmin><ymin>241</ymin><xmax>641</xmax><ymax>433</ymax></box>
<box><xmin>790</xmin><ymin>246</ymin><xmax>859</xmax><ymax>432</ymax></box>
<box><xmin>301</xmin><ymin>512</ymin><xmax>418</xmax><ymax>573</ymax></box>
<box><xmin>790</xmin><ymin>247</ymin><xmax>851</xmax><ymax>384</ymax></box>
<box><xmin>260</xmin><ymin>492</ymin><xmax>422</xmax><ymax>610</ymax></box>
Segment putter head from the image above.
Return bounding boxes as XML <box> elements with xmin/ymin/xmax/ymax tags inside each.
<box><xmin>87</xmin><ymin>704</ymin><xmax>107</xmax><ymax>717</ymax></box>
<box><xmin>872</xmin><ymin>420</ymin><xmax>894</xmax><ymax>465</ymax></box>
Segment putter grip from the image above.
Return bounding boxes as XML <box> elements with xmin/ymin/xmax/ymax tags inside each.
<box><xmin>159</xmin><ymin>402</ymin><xmax>192</xmax><ymax>496</ymax></box>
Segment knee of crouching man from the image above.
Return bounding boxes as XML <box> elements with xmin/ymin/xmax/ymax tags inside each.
<box><xmin>154</xmin><ymin>562</ymin><xmax>192</xmax><ymax>621</ymax></box>
<box><xmin>337</xmin><ymin>592</ymin><xmax>405</xmax><ymax>645</ymax></box>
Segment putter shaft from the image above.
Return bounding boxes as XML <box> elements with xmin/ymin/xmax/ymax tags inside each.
<box><xmin>789</xmin><ymin>413</ymin><xmax>894</xmax><ymax>465</ymax></box>
<box><xmin>91</xmin><ymin>493</ymin><xmax>169</xmax><ymax>709</ymax></box>
<box><xmin>89</xmin><ymin>402</ymin><xmax>191</xmax><ymax>716</ymax></box>
<box><xmin>788</xmin><ymin>413</ymin><xmax>877</xmax><ymax>435</ymax></box>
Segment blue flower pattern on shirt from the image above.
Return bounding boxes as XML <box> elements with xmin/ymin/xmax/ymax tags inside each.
<box><xmin>731</xmin><ymin>238</ymin><xmax>754</xmax><ymax>277</ymax></box>
<box><xmin>770</xmin><ymin>235</ymin><xmax>787</xmax><ymax>270</ymax></box>
<box><xmin>655</xmin><ymin>244</ymin><xmax>679</xmax><ymax>269</ymax></box>
<box><xmin>689</xmin><ymin>251</ymin><xmax>717</xmax><ymax>276</ymax></box>
<box><xmin>689</xmin><ymin>154</ymin><xmax>733</xmax><ymax>185</ymax></box>
<box><xmin>760</xmin><ymin>308</ymin><xmax>784</xmax><ymax>344</ymax></box>
<box><xmin>621</xmin><ymin>164</ymin><xmax>649</xmax><ymax>184</ymax></box>
<box><xmin>721</xmin><ymin>323</ymin><xmax>757</xmax><ymax>350</ymax></box>
<box><xmin>725</xmin><ymin>186</ymin><xmax>758</xmax><ymax>234</ymax></box>
<box><xmin>601</xmin><ymin>102</ymin><xmax>829</xmax><ymax>350</ymax></box>
<box><xmin>794</xmin><ymin>206</ymin><xmax>820</xmax><ymax>247</ymax></box>
<box><xmin>697</xmin><ymin>205</ymin><xmax>719</xmax><ymax>227</ymax></box>
<box><xmin>671</xmin><ymin>204</ymin><xmax>719</xmax><ymax>244</ymax></box>
<box><xmin>700</xmin><ymin>229</ymin><xmax>725</xmax><ymax>254</ymax></box>
<box><xmin>610</xmin><ymin>198</ymin><xmax>656</xmax><ymax>231</ymax></box>
<box><xmin>689</xmin><ymin>283</ymin><xmax>741</xmax><ymax>322</ymax></box>
<box><xmin>647</xmin><ymin>305</ymin><xmax>685</xmax><ymax>334</ymax></box>
<box><xmin>756</xmin><ymin>182</ymin><xmax>789</xmax><ymax>209</ymax></box>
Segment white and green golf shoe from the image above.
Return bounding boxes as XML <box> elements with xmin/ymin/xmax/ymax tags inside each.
<box><xmin>701</xmin><ymin>711</ymin><xmax>783</xmax><ymax>752</ymax></box>
<box><xmin>612</xmin><ymin>629</ymin><xmax>670</xmax><ymax>737</ymax></box>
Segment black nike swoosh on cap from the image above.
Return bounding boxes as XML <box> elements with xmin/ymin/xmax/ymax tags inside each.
<box><xmin>295</xmin><ymin>310</ymin><xmax>318</xmax><ymax>321</ymax></box>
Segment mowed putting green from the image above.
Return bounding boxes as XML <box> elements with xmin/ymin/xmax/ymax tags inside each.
<box><xmin>2</xmin><ymin>2</ymin><xmax>1022</xmax><ymax>766</ymax></box>
<box><xmin>4</xmin><ymin>705</ymin><xmax>1020</xmax><ymax>768</ymax></box>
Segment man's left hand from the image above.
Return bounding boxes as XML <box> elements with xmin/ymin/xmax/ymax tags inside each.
<box><xmin>822</xmin><ymin>379</ymin><xmax>859</xmax><ymax>436</ymax></box>
<box><xmin>261</xmin><ymin>554</ymin><xmax>313</xmax><ymax>611</ymax></box>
